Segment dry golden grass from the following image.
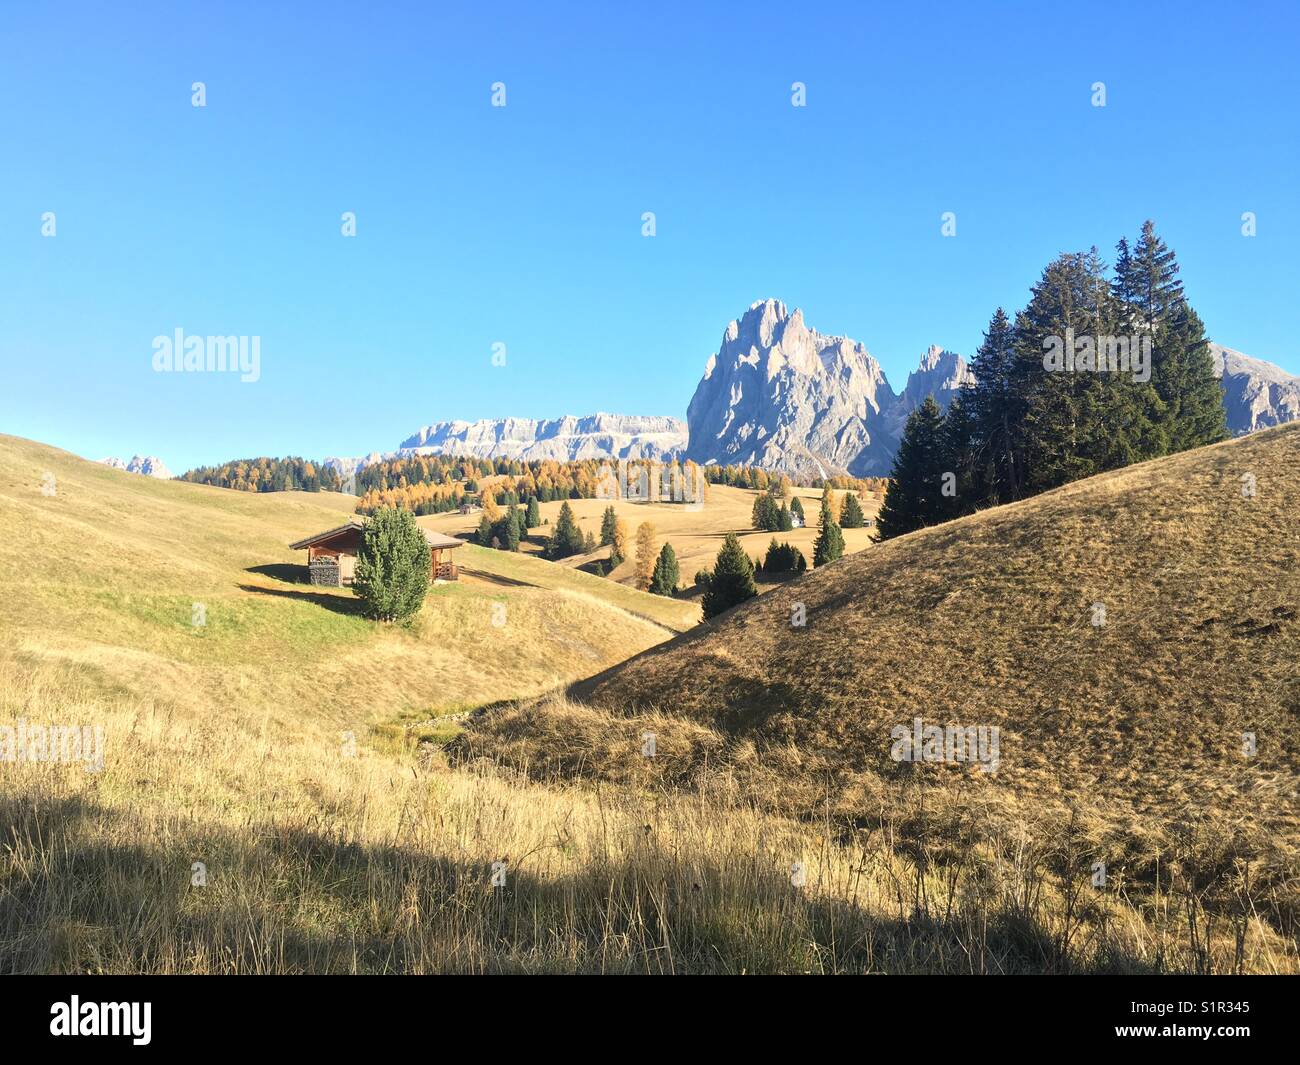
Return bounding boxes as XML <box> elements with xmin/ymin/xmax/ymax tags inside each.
<box><xmin>463</xmin><ymin>426</ymin><xmax>1300</xmax><ymax>963</ymax></box>
<box><xmin>564</xmin><ymin>424</ymin><xmax>1300</xmax><ymax>830</ymax></box>
<box><xmin>2</xmin><ymin>432</ymin><xmax>1295</xmax><ymax>973</ymax></box>
<box><xmin>5</xmin><ymin>655</ymin><xmax>1292</xmax><ymax>973</ymax></box>
<box><xmin>424</xmin><ymin>517</ymin><xmax>699</xmax><ymax>632</ymax></box>
<box><xmin>420</xmin><ymin>484</ymin><xmax>878</xmax><ymax>593</ymax></box>
<box><xmin>0</xmin><ymin>435</ymin><xmax>686</xmax><ymax>723</ymax></box>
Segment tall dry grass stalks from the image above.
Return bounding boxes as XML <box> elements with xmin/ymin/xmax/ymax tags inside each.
<box><xmin>4</xmin><ymin>659</ymin><xmax>1291</xmax><ymax>973</ymax></box>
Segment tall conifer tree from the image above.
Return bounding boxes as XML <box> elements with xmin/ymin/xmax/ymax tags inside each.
<box><xmin>812</xmin><ymin>487</ymin><xmax>845</xmax><ymax>565</ymax></box>
<box><xmin>546</xmin><ymin>501</ymin><xmax>585</xmax><ymax>559</ymax></box>
<box><xmin>839</xmin><ymin>492</ymin><xmax>866</xmax><ymax>528</ymax></box>
<box><xmin>966</xmin><ymin>308</ymin><xmax>1024</xmax><ymax>503</ymax></box>
<box><xmin>702</xmin><ymin>534</ymin><xmax>757</xmax><ymax>619</ymax></box>
<box><xmin>937</xmin><ymin>391</ymin><xmax>976</xmax><ymax>520</ymax></box>
<box><xmin>649</xmin><ymin>542</ymin><xmax>680</xmax><ymax>596</ymax></box>
<box><xmin>876</xmin><ymin>396</ymin><xmax>948</xmax><ymax>540</ymax></box>
<box><xmin>599</xmin><ymin>505</ymin><xmax>618</xmax><ymax>546</ymax></box>
<box><xmin>1113</xmin><ymin>221</ymin><xmax>1226</xmax><ymax>452</ymax></box>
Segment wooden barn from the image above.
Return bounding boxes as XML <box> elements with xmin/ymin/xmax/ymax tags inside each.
<box><xmin>290</xmin><ymin>520</ymin><xmax>465</xmax><ymax>586</ymax></box>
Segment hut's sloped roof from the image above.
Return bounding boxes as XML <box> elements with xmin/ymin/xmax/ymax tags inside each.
<box><xmin>290</xmin><ymin>519</ymin><xmax>465</xmax><ymax>551</ymax></box>
<box><xmin>289</xmin><ymin>520</ymin><xmax>363</xmax><ymax>551</ymax></box>
<box><xmin>421</xmin><ymin>530</ymin><xmax>467</xmax><ymax>550</ymax></box>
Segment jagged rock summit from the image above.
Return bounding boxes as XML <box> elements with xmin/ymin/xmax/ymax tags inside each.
<box><xmin>684</xmin><ymin>299</ymin><xmax>969</xmax><ymax>477</ymax></box>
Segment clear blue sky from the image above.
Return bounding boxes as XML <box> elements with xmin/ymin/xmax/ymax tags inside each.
<box><xmin>2</xmin><ymin>1</ymin><xmax>1297</xmax><ymax>473</ymax></box>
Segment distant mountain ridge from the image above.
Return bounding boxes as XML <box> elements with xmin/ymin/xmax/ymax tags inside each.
<box><xmin>399</xmin><ymin>413</ymin><xmax>685</xmax><ymax>462</ymax></box>
<box><xmin>323</xmin><ymin>413</ymin><xmax>686</xmax><ymax>480</ymax></box>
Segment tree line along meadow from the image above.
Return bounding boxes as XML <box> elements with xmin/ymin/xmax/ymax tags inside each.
<box><xmin>179</xmin><ymin>450</ymin><xmax>884</xmax><ymax>512</ymax></box>
<box><xmin>350</xmin><ymin>458</ymin><xmax>884</xmax><ymax>518</ymax></box>
<box><xmin>180</xmin><ymin>456</ymin><xmax>344</xmax><ymax>493</ymax></box>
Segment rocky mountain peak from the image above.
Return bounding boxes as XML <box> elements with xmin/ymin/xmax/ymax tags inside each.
<box><xmin>685</xmin><ymin>301</ymin><xmax>965</xmax><ymax>478</ymax></box>
<box><xmin>900</xmin><ymin>346</ymin><xmax>975</xmax><ymax>405</ymax></box>
<box><xmin>1210</xmin><ymin>343</ymin><xmax>1300</xmax><ymax>433</ymax></box>
<box><xmin>919</xmin><ymin>344</ymin><xmax>947</xmax><ymax>371</ymax></box>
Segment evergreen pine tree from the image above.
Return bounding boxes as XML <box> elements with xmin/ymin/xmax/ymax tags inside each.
<box><xmin>879</xmin><ymin>226</ymin><xmax>1225</xmax><ymax>532</ymax></box>
<box><xmin>751</xmin><ymin>493</ymin><xmax>780</xmax><ymax>531</ymax></box>
<box><xmin>649</xmin><ymin>542</ymin><xmax>680</xmax><ymax>596</ymax></box>
<box><xmin>599</xmin><ymin>505</ymin><xmax>618</xmax><ymax>546</ymax></box>
<box><xmin>875</xmin><ymin>396</ymin><xmax>948</xmax><ymax>541</ymax></box>
<box><xmin>777</xmin><ymin>503</ymin><xmax>794</xmax><ymax>532</ymax></box>
<box><xmin>938</xmin><ymin>390</ymin><xmax>977</xmax><ymax>520</ymax></box>
<box><xmin>1012</xmin><ymin>249</ymin><xmax>1155</xmax><ymax>493</ymax></box>
<box><xmin>790</xmin><ymin>496</ymin><xmax>805</xmax><ymax>525</ymax></box>
<box><xmin>502</xmin><ymin>504</ymin><xmax>521</xmax><ymax>551</ymax></box>
<box><xmin>525</xmin><ymin>496</ymin><xmax>541</xmax><ymax>528</ymax></box>
<box><xmin>1113</xmin><ymin>220</ymin><xmax>1226</xmax><ymax>453</ymax></box>
<box><xmin>812</xmin><ymin>488</ymin><xmax>845</xmax><ymax>565</ymax></box>
<box><xmin>762</xmin><ymin>538</ymin><xmax>806</xmax><ymax>574</ymax></box>
<box><xmin>965</xmin><ymin>307</ymin><xmax>1024</xmax><ymax>504</ymax></box>
<box><xmin>839</xmin><ymin>492</ymin><xmax>866</xmax><ymax>528</ymax></box>
<box><xmin>353</xmin><ymin>508</ymin><xmax>431</xmax><ymax>623</ymax></box>
<box><xmin>702</xmin><ymin>533</ymin><xmax>757</xmax><ymax>619</ymax></box>
<box><xmin>546</xmin><ymin>501</ymin><xmax>585</xmax><ymax>559</ymax></box>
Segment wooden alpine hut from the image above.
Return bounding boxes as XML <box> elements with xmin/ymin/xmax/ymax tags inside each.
<box><xmin>289</xmin><ymin>519</ymin><xmax>465</xmax><ymax>586</ymax></box>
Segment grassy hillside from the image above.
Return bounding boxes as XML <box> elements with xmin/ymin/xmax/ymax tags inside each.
<box><xmin>434</xmin><ymin>518</ymin><xmax>699</xmax><ymax>631</ymax></box>
<box><xmin>3</xmin><ymin>432</ymin><xmax>1295</xmax><ymax>974</ymax></box>
<box><xmin>419</xmin><ymin>484</ymin><xmax>878</xmax><ymax>593</ymax></box>
<box><xmin>464</xmin><ymin>425</ymin><xmax>1300</xmax><ymax>963</ymax></box>
<box><xmin>557</xmin><ymin>423</ymin><xmax>1300</xmax><ymax>821</ymax></box>
<box><xmin>0</xmin><ymin>434</ymin><xmax>1058</xmax><ymax>976</ymax></box>
<box><xmin>0</xmin><ymin>435</ymin><xmax>689</xmax><ymax>729</ymax></box>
